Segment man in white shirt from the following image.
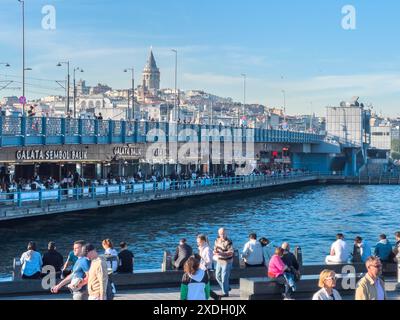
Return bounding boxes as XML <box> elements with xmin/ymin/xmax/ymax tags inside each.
<box><xmin>242</xmin><ymin>233</ymin><xmax>264</xmax><ymax>267</ymax></box>
<box><xmin>325</xmin><ymin>233</ymin><xmax>350</xmax><ymax>265</ymax></box>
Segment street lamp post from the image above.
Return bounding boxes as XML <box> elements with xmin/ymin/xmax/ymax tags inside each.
<box><xmin>124</xmin><ymin>68</ymin><xmax>135</xmax><ymax>120</ymax></box>
<box><xmin>18</xmin><ymin>0</ymin><xmax>26</xmax><ymax>113</ymax></box>
<box><xmin>57</xmin><ymin>62</ymin><xmax>70</xmax><ymax>115</ymax></box>
<box><xmin>282</xmin><ymin>89</ymin><xmax>286</xmax><ymax>120</ymax></box>
<box><xmin>73</xmin><ymin>67</ymin><xmax>84</xmax><ymax>118</ymax></box>
<box><xmin>171</xmin><ymin>49</ymin><xmax>178</xmax><ymax>122</ymax></box>
<box><xmin>241</xmin><ymin>73</ymin><xmax>246</xmax><ymax>126</ymax></box>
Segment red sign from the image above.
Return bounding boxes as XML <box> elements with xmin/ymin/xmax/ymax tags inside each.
<box><xmin>19</xmin><ymin>96</ymin><xmax>26</xmax><ymax>104</ymax></box>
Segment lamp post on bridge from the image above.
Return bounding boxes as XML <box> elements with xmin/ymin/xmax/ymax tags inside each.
<box><xmin>241</xmin><ymin>73</ymin><xmax>246</xmax><ymax>126</ymax></box>
<box><xmin>171</xmin><ymin>49</ymin><xmax>178</xmax><ymax>122</ymax></box>
<box><xmin>73</xmin><ymin>67</ymin><xmax>84</xmax><ymax>118</ymax></box>
<box><xmin>124</xmin><ymin>68</ymin><xmax>135</xmax><ymax>121</ymax></box>
<box><xmin>282</xmin><ymin>89</ymin><xmax>286</xmax><ymax>120</ymax></box>
<box><xmin>57</xmin><ymin>61</ymin><xmax>70</xmax><ymax>116</ymax></box>
<box><xmin>17</xmin><ymin>0</ymin><xmax>26</xmax><ymax>114</ymax></box>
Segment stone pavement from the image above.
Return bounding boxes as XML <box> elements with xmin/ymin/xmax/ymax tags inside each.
<box><xmin>1</xmin><ymin>280</ymin><xmax>400</xmax><ymax>301</ymax></box>
<box><xmin>0</xmin><ymin>285</ymin><xmax>241</xmax><ymax>301</ymax></box>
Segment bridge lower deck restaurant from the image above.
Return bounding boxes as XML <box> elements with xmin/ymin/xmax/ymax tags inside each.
<box><xmin>0</xmin><ymin>144</ymin><xmax>147</xmax><ymax>182</ymax></box>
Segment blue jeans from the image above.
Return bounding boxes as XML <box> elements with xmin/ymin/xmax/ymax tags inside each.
<box><xmin>215</xmin><ymin>261</ymin><xmax>233</xmax><ymax>295</ymax></box>
<box><xmin>283</xmin><ymin>272</ymin><xmax>296</xmax><ymax>297</ymax></box>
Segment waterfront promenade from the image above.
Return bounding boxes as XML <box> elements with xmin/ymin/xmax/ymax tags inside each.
<box><xmin>2</xmin><ymin>280</ymin><xmax>400</xmax><ymax>300</ymax></box>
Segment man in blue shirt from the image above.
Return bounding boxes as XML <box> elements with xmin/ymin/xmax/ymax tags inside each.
<box><xmin>51</xmin><ymin>240</ymin><xmax>91</xmax><ymax>300</ymax></box>
<box><xmin>374</xmin><ymin>234</ymin><xmax>393</xmax><ymax>262</ymax></box>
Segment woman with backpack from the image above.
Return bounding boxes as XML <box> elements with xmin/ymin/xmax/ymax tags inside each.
<box><xmin>180</xmin><ymin>255</ymin><xmax>211</xmax><ymax>301</ymax></box>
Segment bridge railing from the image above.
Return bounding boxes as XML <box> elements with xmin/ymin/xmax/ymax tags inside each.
<box><xmin>0</xmin><ymin>172</ymin><xmax>319</xmax><ymax>208</ymax></box>
<box><xmin>0</xmin><ymin>116</ymin><xmax>325</xmax><ymax>147</ymax></box>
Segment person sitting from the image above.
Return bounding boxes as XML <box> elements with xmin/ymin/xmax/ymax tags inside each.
<box><xmin>42</xmin><ymin>241</ymin><xmax>64</xmax><ymax>277</ymax></box>
<box><xmin>242</xmin><ymin>233</ymin><xmax>264</xmax><ymax>267</ymax></box>
<box><xmin>268</xmin><ymin>247</ymin><xmax>296</xmax><ymax>299</ymax></box>
<box><xmin>174</xmin><ymin>238</ymin><xmax>193</xmax><ymax>270</ymax></box>
<box><xmin>20</xmin><ymin>241</ymin><xmax>43</xmax><ymax>279</ymax></box>
<box><xmin>352</xmin><ymin>236</ymin><xmax>372</xmax><ymax>263</ymax></box>
<box><xmin>312</xmin><ymin>270</ymin><xmax>342</xmax><ymax>300</ymax></box>
<box><xmin>374</xmin><ymin>234</ymin><xmax>394</xmax><ymax>262</ymax></box>
<box><xmin>393</xmin><ymin>232</ymin><xmax>400</xmax><ymax>261</ymax></box>
<box><xmin>281</xmin><ymin>242</ymin><xmax>300</xmax><ymax>280</ymax></box>
<box><xmin>117</xmin><ymin>242</ymin><xmax>134</xmax><ymax>274</ymax></box>
<box><xmin>325</xmin><ymin>234</ymin><xmax>350</xmax><ymax>265</ymax></box>
<box><xmin>259</xmin><ymin>237</ymin><xmax>273</xmax><ymax>266</ymax></box>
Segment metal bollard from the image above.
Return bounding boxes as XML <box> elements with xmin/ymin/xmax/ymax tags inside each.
<box><xmin>294</xmin><ymin>246</ymin><xmax>303</xmax><ymax>269</ymax></box>
<box><xmin>233</xmin><ymin>249</ymin><xmax>240</xmax><ymax>269</ymax></box>
<box><xmin>12</xmin><ymin>258</ymin><xmax>22</xmax><ymax>281</ymax></box>
<box><xmin>161</xmin><ymin>250</ymin><xmax>173</xmax><ymax>272</ymax></box>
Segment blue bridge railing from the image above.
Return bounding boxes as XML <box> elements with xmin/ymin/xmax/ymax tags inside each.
<box><xmin>0</xmin><ymin>116</ymin><xmax>325</xmax><ymax>147</ymax></box>
<box><xmin>0</xmin><ymin>172</ymin><xmax>318</xmax><ymax>209</ymax></box>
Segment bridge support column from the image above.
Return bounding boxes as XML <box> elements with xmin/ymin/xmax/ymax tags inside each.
<box><xmin>345</xmin><ymin>149</ymin><xmax>358</xmax><ymax>177</ymax></box>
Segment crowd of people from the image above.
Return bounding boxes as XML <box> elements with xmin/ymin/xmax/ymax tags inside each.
<box><xmin>0</xmin><ymin>166</ymin><xmax>304</xmax><ymax>195</ymax></box>
<box><xmin>173</xmin><ymin>230</ymin><xmax>400</xmax><ymax>301</ymax></box>
<box><xmin>325</xmin><ymin>233</ymin><xmax>399</xmax><ymax>265</ymax></box>
<box><xmin>19</xmin><ymin>239</ymin><xmax>134</xmax><ymax>300</ymax></box>
<box><xmin>17</xmin><ymin>229</ymin><xmax>400</xmax><ymax>300</ymax></box>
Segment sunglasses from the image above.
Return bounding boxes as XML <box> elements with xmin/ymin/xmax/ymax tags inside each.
<box><xmin>325</xmin><ymin>276</ymin><xmax>337</xmax><ymax>281</ymax></box>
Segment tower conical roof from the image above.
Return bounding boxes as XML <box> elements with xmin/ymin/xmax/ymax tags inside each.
<box><xmin>144</xmin><ymin>49</ymin><xmax>159</xmax><ymax>72</ymax></box>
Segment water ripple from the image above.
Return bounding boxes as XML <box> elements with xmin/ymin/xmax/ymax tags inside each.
<box><xmin>0</xmin><ymin>185</ymin><xmax>400</xmax><ymax>277</ymax></box>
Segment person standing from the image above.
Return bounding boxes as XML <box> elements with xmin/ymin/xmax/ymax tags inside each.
<box><xmin>213</xmin><ymin>228</ymin><xmax>234</xmax><ymax>297</ymax></box>
<box><xmin>355</xmin><ymin>256</ymin><xmax>386</xmax><ymax>300</ymax></box>
<box><xmin>102</xmin><ymin>239</ymin><xmax>119</xmax><ymax>273</ymax></box>
<box><xmin>180</xmin><ymin>255</ymin><xmax>210</xmax><ymax>301</ymax></box>
<box><xmin>51</xmin><ymin>240</ymin><xmax>90</xmax><ymax>300</ymax></box>
<box><xmin>242</xmin><ymin>233</ymin><xmax>264</xmax><ymax>267</ymax></box>
<box><xmin>81</xmin><ymin>244</ymin><xmax>109</xmax><ymax>300</ymax></box>
<box><xmin>325</xmin><ymin>234</ymin><xmax>350</xmax><ymax>265</ymax></box>
<box><xmin>197</xmin><ymin>234</ymin><xmax>213</xmax><ymax>271</ymax></box>
<box><xmin>20</xmin><ymin>242</ymin><xmax>42</xmax><ymax>279</ymax></box>
<box><xmin>312</xmin><ymin>270</ymin><xmax>342</xmax><ymax>300</ymax></box>
<box><xmin>117</xmin><ymin>242</ymin><xmax>134</xmax><ymax>274</ymax></box>
<box><xmin>197</xmin><ymin>234</ymin><xmax>221</xmax><ymax>300</ymax></box>
<box><xmin>174</xmin><ymin>238</ymin><xmax>193</xmax><ymax>270</ymax></box>
<box><xmin>42</xmin><ymin>241</ymin><xmax>64</xmax><ymax>277</ymax></box>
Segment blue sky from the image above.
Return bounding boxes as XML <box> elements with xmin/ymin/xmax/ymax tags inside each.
<box><xmin>0</xmin><ymin>0</ymin><xmax>400</xmax><ymax>116</ymax></box>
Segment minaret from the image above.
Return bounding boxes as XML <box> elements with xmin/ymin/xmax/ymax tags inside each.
<box><xmin>142</xmin><ymin>48</ymin><xmax>160</xmax><ymax>92</ymax></box>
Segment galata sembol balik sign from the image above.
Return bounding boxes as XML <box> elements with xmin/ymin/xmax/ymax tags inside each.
<box><xmin>16</xmin><ymin>149</ymin><xmax>88</xmax><ymax>161</ymax></box>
